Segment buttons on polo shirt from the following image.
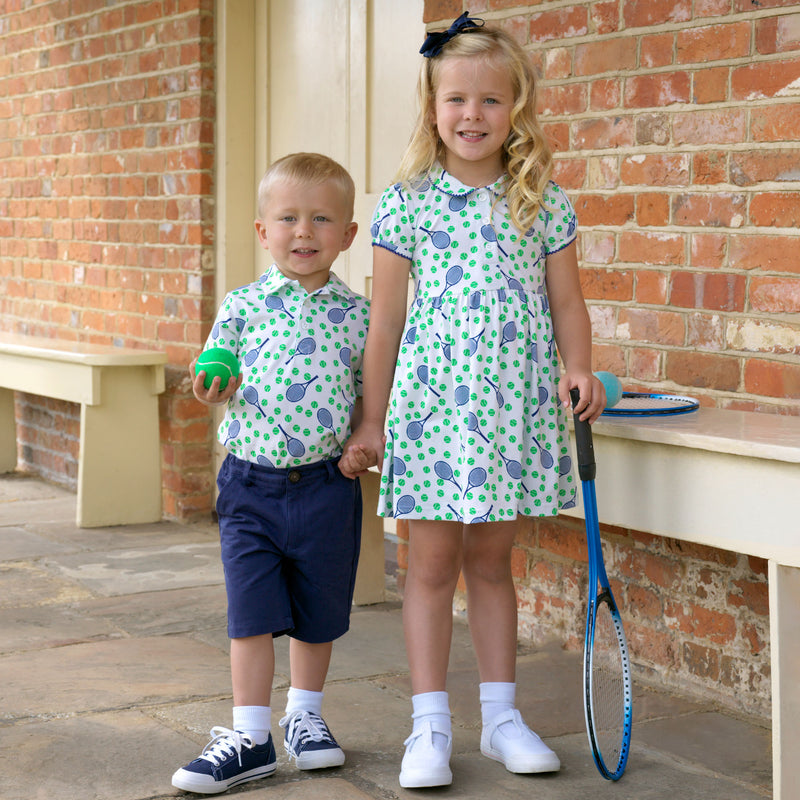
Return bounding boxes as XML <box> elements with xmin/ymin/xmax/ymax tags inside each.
<box><xmin>288</xmin><ymin>470</ymin><xmax>302</xmax><ymax>483</ymax></box>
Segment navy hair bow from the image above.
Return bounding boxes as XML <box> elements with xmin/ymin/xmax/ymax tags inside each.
<box><xmin>419</xmin><ymin>11</ymin><xmax>485</xmax><ymax>58</ymax></box>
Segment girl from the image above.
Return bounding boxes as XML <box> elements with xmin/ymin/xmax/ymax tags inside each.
<box><xmin>344</xmin><ymin>12</ymin><xmax>605</xmax><ymax>788</ymax></box>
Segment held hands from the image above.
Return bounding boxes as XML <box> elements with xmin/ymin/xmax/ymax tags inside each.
<box><xmin>560</xmin><ymin>371</ymin><xmax>606</xmax><ymax>424</ymax></box>
<box><xmin>189</xmin><ymin>357</ymin><xmax>244</xmax><ymax>406</ymax></box>
<box><xmin>339</xmin><ymin>442</ymin><xmax>380</xmax><ymax>479</ymax></box>
<box><xmin>339</xmin><ymin>422</ymin><xmax>386</xmax><ymax>479</ymax></box>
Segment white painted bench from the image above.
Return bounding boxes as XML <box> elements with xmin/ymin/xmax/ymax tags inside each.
<box><xmin>562</xmin><ymin>407</ymin><xmax>800</xmax><ymax>800</ymax></box>
<box><xmin>0</xmin><ymin>333</ymin><xmax>167</xmax><ymax>528</ymax></box>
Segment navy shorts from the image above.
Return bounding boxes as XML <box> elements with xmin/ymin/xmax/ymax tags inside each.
<box><xmin>216</xmin><ymin>453</ymin><xmax>362</xmax><ymax>643</ymax></box>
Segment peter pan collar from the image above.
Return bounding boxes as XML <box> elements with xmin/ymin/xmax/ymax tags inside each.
<box><xmin>426</xmin><ymin>164</ymin><xmax>508</xmax><ymax>197</ymax></box>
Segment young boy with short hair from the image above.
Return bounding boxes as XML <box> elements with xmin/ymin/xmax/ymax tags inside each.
<box><xmin>172</xmin><ymin>152</ymin><xmax>375</xmax><ymax>795</ymax></box>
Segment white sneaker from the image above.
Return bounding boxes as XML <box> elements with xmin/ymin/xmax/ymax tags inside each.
<box><xmin>399</xmin><ymin>720</ymin><xmax>453</xmax><ymax>788</ymax></box>
<box><xmin>480</xmin><ymin>709</ymin><xmax>560</xmax><ymax>773</ymax></box>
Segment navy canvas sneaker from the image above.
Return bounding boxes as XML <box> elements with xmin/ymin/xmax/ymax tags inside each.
<box><xmin>279</xmin><ymin>710</ymin><xmax>345</xmax><ymax>770</ymax></box>
<box><xmin>171</xmin><ymin>726</ymin><xmax>276</xmax><ymax>794</ymax></box>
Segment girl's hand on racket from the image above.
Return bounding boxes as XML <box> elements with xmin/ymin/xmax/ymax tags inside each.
<box><xmin>189</xmin><ymin>357</ymin><xmax>243</xmax><ymax>406</ymax></box>
<box><xmin>562</xmin><ymin>371</ymin><xmax>606</xmax><ymax>423</ymax></box>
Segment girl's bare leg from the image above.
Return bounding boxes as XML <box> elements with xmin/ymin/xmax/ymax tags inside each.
<box><xmin>403</xmin><ymin>519</ymin><xmax>463</xmax><ymax>694</ymax></box>
<box><xmin>461</xmin><ymin>519</ymin><xmax>520</xmax><ymax>683</ymax></box>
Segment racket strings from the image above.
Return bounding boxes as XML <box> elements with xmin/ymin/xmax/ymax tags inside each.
<box><xmin>589</xmin><ymin>598</ymin><xmax>630</xmax><ymax>773</ymax></box>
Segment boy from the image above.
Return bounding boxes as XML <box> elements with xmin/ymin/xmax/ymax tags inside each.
<box><xmin>172</xmin><ymin>153</ymin><xmax>375</xmax><ymax>795</ymax></box>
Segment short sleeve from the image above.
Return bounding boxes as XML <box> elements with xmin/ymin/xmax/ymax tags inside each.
<box><xmin>542</xmin><ymin>182</ymin><xmax>578</xmax><ymax>255</ymax></box>
<box><xmin>371</xmin><ymin>182</ymin><xmax>415</xmax><ymax>261</ymax></box>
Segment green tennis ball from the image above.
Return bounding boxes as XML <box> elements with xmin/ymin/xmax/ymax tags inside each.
<box><xmin>595</xmin><ymin>371</ymin><xmax>622</xmax><ymax>407</ymax></box>
<box><xmin>197</xmin><ymin>347</ymin><xmax>240</xmax><ymax>390</ymax></box>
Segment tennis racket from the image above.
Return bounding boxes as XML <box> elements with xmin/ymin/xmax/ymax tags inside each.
<box><xmin>602</xmin><ymin>392</ymin><xmax>699</xmax><ymax>417</ymax></box>
<box><xmin>571</xmin><ymin>389</ymin><xmax>633</xmax><ymax>780</ymax></box>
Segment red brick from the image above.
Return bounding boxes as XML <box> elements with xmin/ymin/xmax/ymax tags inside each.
<box><xmin>750</xmin><ymin>278</ymin><xmax>800</xmax><ymax>313</ymax></box>
<box><xmin>744</xmin><ymin>358</ymin><xmax>800</xmax><ymax>399</ymax></box>
<box><xmin>692</xmin><ymin>151</ymin><xmax>728</xmax><ymax>185</ymax></box>
<box><xmin>630</xmin><ymin>348</ymin><xmax>662</xmax><ymax>381</ymax></box>
<box><xmin>731</xmin><ymin>57</ymin><xmax>800</xmax><ymax>100</ymax></box>
<box><xmin>581</xmin><ymin>230</ymin><xmax>615</xmax><ymax>264</ymax></box>
<box><xmin>624</xmin><ymin>0</ymin><xmax>691</xmax><ymax>27</ymax></box>
<box><xmin>731</xmin><ymin>149</ymin><xmax>800</xmax><ymax>185</ymax></box>
<box><xmin>673</xmin><ymin>193</ymin><xmax>747</xmax><ymax>228</ymax></box>
<box><xmin>666</xmin><ymin>350</ymin><xmax>740</xmax><ymax>391</ymax></box>
<box><xmin>641</xmin><ymin>32</ymin><xmax>674</xmax><ymax>68</ymax></box>
<box><xmin>755</xmin><ymin>10</ymin><xmax>800</xmax><ymax>54</ymax></box>
<box><xmin>573</xmin><ymin>116</ymin><xmax>635</xmax><ymax>149</ymax></box>
<box><xmin>529</xmin><ymin>6</ymin><xmax>589</xmax><ymax>43</ymax></box>
<box><xmin>728</xmin><ymin>579</ymin><xmax>770</xmax><ymax>617</ymax></box>
<box><xmin>729</xmin><ymin>235</ymin><xmax>799</xmax><ymax>273</ymax></box>
<box><xmin>573</xmin><ymin>194</ymin><xmax>634</xmax><ymax>226</ymax></box>
<box><xmin>688</xmin><ymin>313</ymin><xmax>724</xmax><ymax>351</ymax></box>
<box><xmin>671</xmin><ymin>271</ymin><xmax>746</xmax><ymax>312</ymax></box>
<box><xmin>619</xmin><ymin>231</ymin><xmax>685</xmax><ymax>266</ymax></box>
<box><xmin>636</xmin><ymin>193</ymin><xmax>670</xmax><ymax>226</ymax></box>
<box><xmin>693</xmin><ymin>66</ymin><xmax>729</xmax><ymax>104</ymax></box>
<box><xmin>552</xmin><ymin>157</ymin><xmax>586</xmax><ymax>189</ymax></box>
<box><xmin>691</xmin><ymin>233</ymin><xmax>727</xmax><ymax>269</ymax></box>
<box><xmin>579</xmin><ymin>268</ymin><xmax>634</xmax><ymax>301</ymax></box>
<box><xmin>749</xmin><ymin>192</ymin><xmax>800</xmax><ymax>227</ymax></box>
<box><xmin>696</xmin><ymin>0</ymin><xmax>733</xmax><ymax>16</ymax></box>
<box><xmin>682</xmin><ymin>641</ymin><xmax>720</xmax><ymax>679</ymax></box>
<box><xmin>589</xmin><ymin>78</ymin><xmax>621</xmax><ymax>110</ymax></box>
<box><xmin>673</xmin><ymin>109</ymin><xmax>747</xmax><ymax>145</ymax></box>
<box><xmin>751</xmin><ymin>104</ymin><xmax>800</xmax><ymax>142</ymax></box>
<box><xmin>628</xmin><ymin>625</ymin><xmax>678</xmax><ymax>667</ymax></box>
<box><xmin>574</xmin><ymin>38</ymin><xmax>637</xmax><ymax>76</ymax></box>
<box><xmin>624</xmin><ymin>71</ymin><xmax>690</xmax><ymax>108</ymax></box>
<box><xmin>635</xmin><ymin>271</ymin><xmax>669</xmax><ymax>304</ymax></box>
<box><xmin>538</xmin><ymin>83</ymin><xmax>587</xmax><ymax>116</ymax></box>
<box><xmin>677</xmin><ymin>22</ymin><xmax>751</xmax><ymax>64</ymax></box>
<box><xmin>590</xmin><ymin>1</ymin><xmax>620</xmax><ymax>35</ymax></box>
<box><xmin>619</xmin><ymin>307</ymin><xmax>685</xmax><ymax>346</ymax></box>
<box><xmin>544</xmin><ymin>47</ymin><xmax>572</xmax><ymax>80</ymax></box>
<box><xmin>621</xmin><ymin>153</ymin><xmax>689</xmax><ymax>186</ymax></box>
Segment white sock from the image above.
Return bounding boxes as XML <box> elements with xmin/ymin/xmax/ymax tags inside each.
<box><xmin>232</xmin><ymin>705</ymin><xmax>271</xmax><ymax>745</ymax></box>
<box><xmin>411</xmin><ymin>691</ymin><xmax>451</xmax><ymax>750</ymax></box>
<box><xmin>285</xmin><ymin>687</ymin><xmax>324</xmax><ymax>716</ymax></box>
<box><xmin>480</xmin><ymin>681</ymin><xmax>516</xmax><ymax>726</ymax></box>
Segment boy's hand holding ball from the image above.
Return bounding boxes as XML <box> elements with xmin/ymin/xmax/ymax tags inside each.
<box><xmin>191</xmin><ymin>347</ymin><xmax>243</xmax><ymax>405</ymax></box>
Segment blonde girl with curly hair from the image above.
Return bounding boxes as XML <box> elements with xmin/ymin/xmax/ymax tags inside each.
<box><xmin>344</xmin><ymin>12</ymin><xmax>605</xmax><ymax>788</ymax></box>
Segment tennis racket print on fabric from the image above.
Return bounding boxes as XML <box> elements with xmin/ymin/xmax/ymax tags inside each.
<box><xmin>571</xmin><ymin>389</ymin><xmax>633</xmax><ymax>781</ymax></box>
<box><xmin>602</xmin><ymin>392</ymin><xmax>699</xmax><ymax>417</ymax></box>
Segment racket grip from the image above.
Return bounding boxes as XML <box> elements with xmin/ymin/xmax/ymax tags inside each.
<box><xmin>570</xmin><ymin>388</ymin><xmax>596</xmax><ymax>481</ymax></box>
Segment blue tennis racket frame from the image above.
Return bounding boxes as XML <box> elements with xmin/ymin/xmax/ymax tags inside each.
<box><xmin>571</xmin><ymin>389</ymin><xmax>633</xmax><ymax>780</ymax></box>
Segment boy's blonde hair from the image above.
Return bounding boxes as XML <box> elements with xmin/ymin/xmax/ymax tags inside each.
<box><xmin>397</xmin><ymin>25</ymin><xmax>553</xmax><ymax>233</ymax></box>
<box><xmin>257</xmin><ymin>152</ymin><xmax>355</xmax><ymax>221</ymax></box>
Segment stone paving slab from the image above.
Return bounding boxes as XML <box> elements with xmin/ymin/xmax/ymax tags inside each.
<box><xmin>45</xmin><ymin>541</ymin><xmax>224</xmax><ymax>596</ymax></box>
<box><xmin>0</xmin><ymin>602</ymin><xmax>121</xmax><ymax>653</ymax></box>
<box><xmin>1</xmin><ymin>636</ymin><xmax>230</xmax><ymax>721</ymax></box>
<box><xmin>77</xmin><ymin>583</ymin><xmax>229</xmax><ymax>637</ymax></box>
<box><xmin>0</xmin><ymin>710</ymin><xmax>196</xmax><ymax>800</ymax></box>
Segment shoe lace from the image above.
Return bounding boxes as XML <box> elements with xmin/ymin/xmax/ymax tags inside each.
<box><xmin>199</xmin><ymin>726</ymin><xmax>254</xmax><ymax>768</ymax></box>
<box><xmin>279</xmin><ymin>711</ymin><xmax>334</xmax><ymax>758</ymax></box>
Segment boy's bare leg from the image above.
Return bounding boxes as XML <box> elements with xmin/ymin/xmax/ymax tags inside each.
<box><xmin>289</xmin><ymin>639</ymin><xmax>333</xmax><ymax>691</ymax></box>
<box><xmin>231</xmin><ymin>633</ymin><xmax>275</xmax><ymax>706</ymax></box>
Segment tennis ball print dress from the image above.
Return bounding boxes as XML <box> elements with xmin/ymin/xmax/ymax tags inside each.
<box><xmin>372</xmin><ymin>168</ymin><xmax>578</xmax><ymax>522</ymax></box>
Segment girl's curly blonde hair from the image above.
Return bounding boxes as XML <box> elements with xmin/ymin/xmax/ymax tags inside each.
<box><xmin>397</xmin><ymin>25</ymin><xmax>553</xmax><ymax>233</ymax></box>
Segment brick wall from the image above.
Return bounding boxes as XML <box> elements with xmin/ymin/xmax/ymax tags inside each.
<box><xmin>416</xmin><ymin>0</ymin><xmax>798</xmax><ymax>718</ymax></box>
<box><xmin>0</xmin><ymin>0</ymin><xmax>217</xmax><ymax>518</ymax></box>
